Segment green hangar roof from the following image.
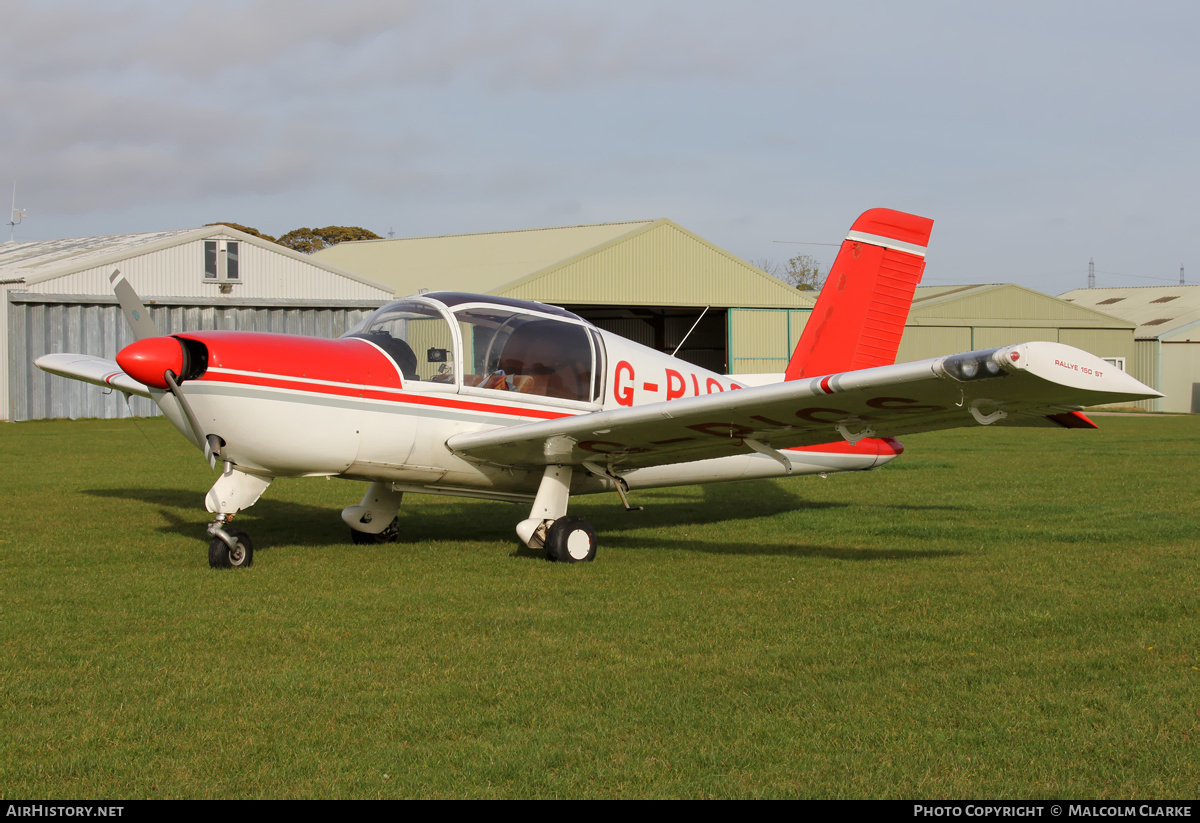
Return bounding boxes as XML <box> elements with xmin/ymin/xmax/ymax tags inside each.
<box><xmin>909</xmin><ymin>283</ymin><xmax>1136</xmax><ymax>328</ymax></box>
<box><xmin>1059</xmin><ymin>285</ymin><xmax>1200</xmax><ymax>341</ymax></box>
<box><xmin>313</xmin><ymin>219</ymin><xmax>815</xmax><ymax>310</ymax></box>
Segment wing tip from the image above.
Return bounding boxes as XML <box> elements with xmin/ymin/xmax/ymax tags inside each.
<box><xmin>1046</xmin><ymin>411</ymin><xmax>1099</xmax><ymax>429</ymax></box>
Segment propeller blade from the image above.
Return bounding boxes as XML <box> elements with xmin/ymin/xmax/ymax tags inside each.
<box><xmin>164</xmin><ymin>369</ymin><xmax>216</xmax><ymax>468</ymax></box>
<box><xmin>111</xmin><ymin>270</ymin><xmax>221</xmax><ymax>471</ymax></box>
<box><xmin>110</xmin><ymin>269</ymin><xmax>161</xmax><ymax>341</ymax></box>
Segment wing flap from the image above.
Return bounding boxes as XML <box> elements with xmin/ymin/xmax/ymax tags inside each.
<box><xmin>446</xmin><ymin>342</ymin><xmax>1159</xmax><ymax>470</ymax></box>
<box><xmin>35</xmin><ymin>353</ymin><xmax>153</xmax><ymax>399</ymax></box>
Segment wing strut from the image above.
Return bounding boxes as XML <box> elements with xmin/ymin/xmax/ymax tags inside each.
<box><xmin>743</xmin><ymin>439</ymin><xmax>793</xmax><ymax>475</ymax></box>
<box><xmin>582</xmin><ymin>461</ymin><xmax>644</xmax><ymax>511</ymax></box>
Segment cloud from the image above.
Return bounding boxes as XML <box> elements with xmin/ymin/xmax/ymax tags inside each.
<box><xmin>4</xmin><ymin>0</ymin><xmax>1200</xmax><ymax>294</ymax></box>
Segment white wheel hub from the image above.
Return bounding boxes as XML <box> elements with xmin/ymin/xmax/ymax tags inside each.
<box><xmin>566</xmin><ymin>529</ymin><xmax>592</xmax><ymax>560</ymax></box>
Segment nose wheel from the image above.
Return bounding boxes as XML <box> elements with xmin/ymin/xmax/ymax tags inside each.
<box><xmin>208</xmin><ymin>522</ymin><xmax>253</xmax><ymax>568</ymax></box>
<box><xmin>350</xmin><ymin>516</ymin><xmax>400</xmax><ymax>544</ymax></box>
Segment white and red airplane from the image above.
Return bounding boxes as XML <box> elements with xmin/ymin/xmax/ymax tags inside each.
<box><xmin>37</xmin><ymin>209</ymin><xmax>1159</xmax><ymax>568</ymax></box>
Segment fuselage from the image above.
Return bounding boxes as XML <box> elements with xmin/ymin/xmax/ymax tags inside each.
<box><xmin>130</xmin><ymin>293</ymin><xmax>901</xmax><ymax>501</ymax></box>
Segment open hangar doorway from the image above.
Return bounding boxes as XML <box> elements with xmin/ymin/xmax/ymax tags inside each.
<box><xmin>560</xmin><ymin>304</ymin><xmax>728</xmax><ymax>374</ymax></box>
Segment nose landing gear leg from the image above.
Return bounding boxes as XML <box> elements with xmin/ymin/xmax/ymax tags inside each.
<box><xmin>204</xmin><ymin>464</ymin><xmax>272</xmax><ymax>569</ymax></box>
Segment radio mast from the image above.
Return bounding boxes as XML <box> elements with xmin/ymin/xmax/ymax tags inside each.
<box><xmin>8</xmin><ymin>181</ymin><xmax>26</xmax><ymax>243</ymax></box>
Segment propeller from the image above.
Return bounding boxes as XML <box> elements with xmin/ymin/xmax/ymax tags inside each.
<box><xmin>110</xmin><ymin>269</ymin><xmax>161</xmax><ymax>341</ymax></box>
<box><xmin>110</xmin><ymin>269</ymin><xmax>219</xmax><ymax>468</ymax></box>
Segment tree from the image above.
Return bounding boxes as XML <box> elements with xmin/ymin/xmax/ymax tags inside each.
<box><xmin>206</xmin><ymin>222</ymin><xmax>277</xmax><ymax>243</ymax></box>
<box><xmin>784</xmin><ymin>253</ymin><xmax>824</xmax><ymax>291</ymax></box>
<box><xmin>277</xmin><ymin>226</ymin><xmax>381</xmax><ymax>253</ymax></box>
<box><xmin>751</xmin><ymin>258</ymin><xmax>780</xmax><ymax>277</ymax></box>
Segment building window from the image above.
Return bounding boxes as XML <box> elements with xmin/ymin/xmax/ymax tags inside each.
<box><xmin>203</xmin><ymin>239</ymin><xmax>241</xmax><ymax>286</ymax></box>
<box><xmin>1102</xmin><ymin>357</ymin><xmax>1126</xmax><ymax>372</ymax></box>
<box><xmin>204</xmin><ymin>241</ymin><xmax>218</xmax><ymax>279</ymax></box>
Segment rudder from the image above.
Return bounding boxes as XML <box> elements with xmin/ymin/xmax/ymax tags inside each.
<box><xmin>785</xmin><ymin>208</ymin><xmax>934</xmax><ymax>380</ymax></box>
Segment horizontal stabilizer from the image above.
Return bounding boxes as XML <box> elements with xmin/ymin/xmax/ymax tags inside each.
<box><xmin>34</xmin><ymin>353</ymin><xmax>152</xmax><ymax>399</ymax></box>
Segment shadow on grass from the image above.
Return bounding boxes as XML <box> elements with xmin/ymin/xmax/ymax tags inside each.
<box><xmin>599</xmin><ymin>533</ymin><xmax>962</xmax><ymax>560</ymax></box>
<box><xmin>84</xmin><ymin>480</ymin><xmax>965</xmax><ymax>561</ymax></box>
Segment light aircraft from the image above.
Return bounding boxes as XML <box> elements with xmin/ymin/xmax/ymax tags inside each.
<box><xmin>36</xmin><ymin>209</ymin><xmax>1160</xmax><ymax>567</ymax></box>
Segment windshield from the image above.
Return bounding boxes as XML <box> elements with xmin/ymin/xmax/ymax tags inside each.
<box><xmin>455</xmin><ymin>307</ymin><xmax>595</xmax><ymax>402</ymax></box>
<box><xmin>342</xmin><ymin>300</ymin><xmax>456</xmax><ymax>383</ymax></box>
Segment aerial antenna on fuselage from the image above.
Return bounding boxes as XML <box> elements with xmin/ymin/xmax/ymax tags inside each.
<box><xmin>8</xmin><ymin>181</ymin><xmax>26</xmax><ymax>243</ymax></box>
<box><xmin>670</xmin><ymin>305</ymin><xmax>711</xmax><ymax>357</ymax></box>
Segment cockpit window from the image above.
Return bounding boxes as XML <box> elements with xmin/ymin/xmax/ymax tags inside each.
<box><xmin>456</xmin><ymin>308</ymin><xmax>595</xmax><ymax>403</ymax></box>
<box><xmin>342</xmin><ymin>300</ymin><xmax>456</xmax><ymax>383</ymax></box>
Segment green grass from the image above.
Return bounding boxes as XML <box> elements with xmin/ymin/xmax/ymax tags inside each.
<box><xmin>0</xmin><ymin>416</ymin><xmax>1196</xmax><ymax>798</ymax></box>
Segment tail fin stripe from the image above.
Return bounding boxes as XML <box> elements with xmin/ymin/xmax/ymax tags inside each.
<box><xmin>844</xmin><ymin>230</ymin><xmax>927</xmax><ymax>257</ymax></box>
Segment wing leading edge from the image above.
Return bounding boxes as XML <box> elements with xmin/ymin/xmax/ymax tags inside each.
<box><xmin>34</xmin><ymin>353</ymin><xmax>153</xmax><ymax>399</ymax></box>
<box><xmin>446</xmin><ymin>341</ymin><xmax>1160</xmax><ymax>471</ymax></box>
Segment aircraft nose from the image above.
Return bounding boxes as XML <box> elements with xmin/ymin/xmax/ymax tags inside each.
<box><xmin>116</xmin><ymin>336</ymin><xmax>186</xmax><ymax>390</ymax></box>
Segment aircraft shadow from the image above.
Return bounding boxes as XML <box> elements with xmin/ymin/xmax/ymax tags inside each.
<box><xmin>595</xmin><ymin>534</ymin><xmax>961</xmax><ymax>561</ymax></box>
<box><xmin>84</xmin><ymin>481</ymin><xmax>964</xmax><ymax>561</ymax></box>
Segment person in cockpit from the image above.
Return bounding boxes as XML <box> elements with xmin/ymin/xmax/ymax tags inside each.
<box><xmin>496</xmin><ymin>320</ymin><xmax>590</xmax><ymax>402</ymax></box>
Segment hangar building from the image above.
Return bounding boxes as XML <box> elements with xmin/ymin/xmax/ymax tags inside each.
<box><xmin>895</xmin><ymin>284</ymin><xmax>1140</xmax><ymax>408</ymax></box>
<box><xmin>313</xmin><ymin>219</ymin><xmax>817</xmax><ymax>376</ymax></box>
<box><xmin>3</xmin><ymin>225</ymin><xmax>394</xmax><ymax>421</ymax></box>
<box><xmin>898</xmin><ymin>284</ymin><xmax>1137</xmax><ymax>366</ymax></box>
<box><xmin>1060</xmin><ymin>285</ymin><xmax>1200</xmax><ymax>412</ymax></box>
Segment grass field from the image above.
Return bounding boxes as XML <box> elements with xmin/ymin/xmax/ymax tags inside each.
<box><xmin>1</xmin><ymin>415</ymin><xmax>1196</xmax><ymax>799</ymax></box>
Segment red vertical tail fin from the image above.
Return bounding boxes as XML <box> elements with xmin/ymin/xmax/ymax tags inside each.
<box><xmin>785</xmin><ymin>208</ymin><xmax>934</xmax><ymax>380</ymax></box>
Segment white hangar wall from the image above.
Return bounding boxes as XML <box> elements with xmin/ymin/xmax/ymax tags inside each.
<box><xmin>3</xmin><ymin>226</ymin><xmax>393</xmax><ymax>421</ymax></box>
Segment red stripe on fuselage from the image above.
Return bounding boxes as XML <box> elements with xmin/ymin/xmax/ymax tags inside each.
<box><xmin>202</xmin><ymin>370</ymin><xmax>574</xmax><ymax>420</ymax></box>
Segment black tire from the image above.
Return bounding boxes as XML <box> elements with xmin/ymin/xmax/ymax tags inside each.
<box><xmin>544</xmin><ymin>516</ymin><xmax>597</xmax><ymax>563</ymax></box>
<box><xmin>350</xmin><ymin>517</ymin><xmax>399</xmax><ymax>545</ymax></box>
<box><xmin>209</xmin><ymin>527</ymin><xmax>253</xmax><ymax>569</ymax></box>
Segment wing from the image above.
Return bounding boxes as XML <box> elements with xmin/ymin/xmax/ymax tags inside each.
<box><xmin>34</xmin><ymin>353</ymin><xmax>153</xmax><ymax>399</ymax></box>
<box><xmin>446</xmin><ymin>342</ymin><xmax>1160</xmax><ymax>470</ymax></box>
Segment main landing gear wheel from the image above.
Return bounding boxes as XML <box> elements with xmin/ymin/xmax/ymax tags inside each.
<box><xmin>349</xmin><ymin>516</ymin><xmax>400</xmax><ymax>545</ymax></box>
<box><xmin>209</xmin><ymin>527</ymin><xmax>253</xmax><ymax>569</ymax></box>
<box><xmin>544</xmin><ymin>516</ymin><xmax>597</xmax><ymax>563</ymax></box>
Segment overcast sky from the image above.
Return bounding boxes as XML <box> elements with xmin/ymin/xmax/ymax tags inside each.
<box><xmin>2</xmin><ymin>0</ymin><xmax>1197</xmax><ymax>295</ymax></box>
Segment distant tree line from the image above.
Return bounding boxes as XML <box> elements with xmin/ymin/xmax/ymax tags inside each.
<box><xmin>206</xmin><ymin>223</ymin><xmax>381</xmax><ymax>253</ymax></box>
<box><xmin>753</xmin><ymin>253</ymin><xmax>825</xmax><ymax>291</ymax></box>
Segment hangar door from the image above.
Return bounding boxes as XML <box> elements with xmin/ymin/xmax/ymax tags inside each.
<box><xmin>562</xmin><ymin>305</ymin><xmax>728</xmax><ymax>374</ymax></box>
<box><xmin>727</xmin><ymin>308</ymin><xmax>810</xmax><ymax>375</ymax></box>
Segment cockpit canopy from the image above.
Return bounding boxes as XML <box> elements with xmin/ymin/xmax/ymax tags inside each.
<box><xmin>342</xmin><ymin>293</ymin><xmax>603</xmax><ymax>404</ymax></box>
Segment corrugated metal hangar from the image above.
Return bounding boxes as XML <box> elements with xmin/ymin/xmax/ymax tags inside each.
<box><xmin>314</xmin><ymin>219</ymin><xmax>817</xmax><ymax>376</ymax></box>
<box><xmin>900</xmin><ymin>283</ymin><xmax>1137</xmax><ymax>365</ymax></box>
<box><xmin>3</xmin><ymin>225</ymin><xmax>394</xmax><ymax>420</ymax></box>
<box><xmin>897</xmin><ymin>284</ymin><xmax>1141</xmax><ymax>409</ymax></box>
<box><xmin>1061</xmin><ymin>285</ymin><xmax>1200</xmax><ymax>412</ymax></box>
